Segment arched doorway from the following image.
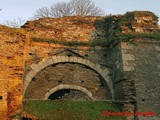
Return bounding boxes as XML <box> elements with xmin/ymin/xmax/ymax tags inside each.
<box><xmin>24</xmin><ymin>56</ymin><xmax>114</xmax><ymax>100</ymax></box>
<box><xmin>44</xmin><ymin>85</ymin><xmax>94</xmax><ymax>100</ymax></box>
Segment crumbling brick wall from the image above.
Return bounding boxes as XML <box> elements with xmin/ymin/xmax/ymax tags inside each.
<box><xmin>0</xmin><ymin>25</ymin><xmax>25</xmax><ymax>119</ymax></box>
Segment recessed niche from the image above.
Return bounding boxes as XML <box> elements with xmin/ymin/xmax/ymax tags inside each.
<box><xmin>58</xmin><ymin>80</ymin><xmax>62</xmax><ymax>84</ymax></box>
<box><xmin>18</xmin><ymin>89</ymin><xmax>21</xmax><ymax>92</ymax></box>
<box><xmin>32</xmin><ymin>77</ymin><xmax>36</xmax><ymax>82</ymax></box>
<box><xmin>100</xmin><ymin>82</ymin><xmax>104</xmax><ymax>87</ymax></box>
<box><xmin>81</xmin><ymin>81</ymin><xmax>84</xmax><ymax>83</ymax></box>
<box><xmin>142</xmin><ymin>98</ymin><xmax>145</xmax><ymax>102</ymax></box>
<box><xmin>67</xmin><ymin>53</ymin><xmax>72</xmax><ymax>57</ymax></box>
<box><xmin>28</xmin><ymin>53</ymin><xmax>33</xmax><ymax>55</ymax></box>
<box><xmin>85</xmin><ymin>54</ymin><xmax>88</xmax><ymax>57</ymax></box>
<box><xmin>100</xmin><ymin>84</ymin><xmax>104</xmax><ymax>87</ymax></box>
<box><xmin>0</xmin><ymin>96</ymin><xmax>2</xmax><ymax>100</ymax></box>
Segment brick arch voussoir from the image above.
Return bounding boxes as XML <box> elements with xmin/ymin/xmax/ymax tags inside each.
<box><xmin>24</xmin><ymin>56</ymin><xmax>114</xmax><ymax>99</ymax></box>
<box><xmin>44</xmin><ymin>84</ymin><xmax>94</xmax><ymax>100</ymax></box>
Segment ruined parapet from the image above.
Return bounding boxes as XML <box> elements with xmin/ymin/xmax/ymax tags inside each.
<box><xmin>127</xmin><ymin>11</ymin><xmax>159</xmax><ymax>33</ymax></box>
<box><xmin>22</xmin><ymin>16</ymin><xmax>103</xmax><ymax>42</ymax></box>
<box><xmin>95</xmin><ymin>11</ymin><xmax>159</xmax><ymax>38</ymax></box>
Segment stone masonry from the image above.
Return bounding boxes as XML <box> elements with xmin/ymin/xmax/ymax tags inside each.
<box><xmin>0</xmin><ymin>13</ymin><xmax>160</xmax><ymax>120</ymax></box>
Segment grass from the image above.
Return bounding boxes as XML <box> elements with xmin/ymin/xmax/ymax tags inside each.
<box><xmin>32</xmin><ymin>37</ymin><xmax>89</xmax><ymax>46</ymax></box>
<box><xmin>22</xmin><ymin>100</ymin><xmax>126</xmax><ymax>120</ymax></box>
<box><xmin>31</xmin><ymin>32</ymin><xmax>160</xmax><ymax>48</ymax></box>
<box><xmin>117</xmin><ymin>32</ymin><xmax>160</xmax><ymax>40</ymax></box>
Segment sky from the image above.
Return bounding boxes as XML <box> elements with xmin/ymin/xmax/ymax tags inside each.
<box><xmin>0</xmin><ymin>0</ymin><xmax>160</xmax><ymax>25</ymax></box>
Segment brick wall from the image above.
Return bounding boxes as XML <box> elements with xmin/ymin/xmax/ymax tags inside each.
<box><xmin>0</xmin><ymin>80</ymin><xmax>8</xmax><ymax>120</ymax></box>
<box><xmin>0</xmin><ymin>26</ymin><xmax>25</xmax><ymax>119</ymax></box>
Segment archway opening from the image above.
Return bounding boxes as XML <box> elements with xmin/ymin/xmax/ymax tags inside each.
<box><xmin>48</xmin><ymin>89</ymin><xmax>91</xmax><ymax>100</ymax></box>
<box><xmin>25</xmin><ymin>62</ymin><xmax>112</xmax><ymax>100</ymax></box>
<box><xmin>48</xmin><ymin>89</ymin><xmax>70</xmax><ymax>100</ymax></box>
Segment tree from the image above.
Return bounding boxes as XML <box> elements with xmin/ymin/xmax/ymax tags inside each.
<box><xmin>34</xmin><ymin>7</ymin><xmax>50</xmax><ymax>19</ymax></box>
<box><xmin>4</xmin><ymin>18</ymin><xmax>25</xmax><ymax>28</ymax></box>
<box><xmin>50</xmin><ymin>2</ymin><xmax>74</xmax><ymax>18</ymax></box>
<box><xmin>70</xmin><ymin>0</ymin><xmax>104</xmax><ymax>16</ymax></box>
<box><xmin>33</xmin><ymin>0</ymin><xmax>104</xmax><ymax>18</ymax></box>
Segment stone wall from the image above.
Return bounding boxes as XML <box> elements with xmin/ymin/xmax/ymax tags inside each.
<box><xmin>103</xmin><ymin>40</ymin><xmax>160</xmax><ymax>120</ymax></box>
<box><xmin>106</xmin><ymin>44</ymin><xmax>125</xmax><ymax>101</ymax></box>
<box><xmin>0</xmin><ymin>13</ymin><xmax>160</xmax><ymax>120</ymax></box>
<box><xmin>96</xmin><ymin>11</ymin><xmax>159</xmax><ymax>38</ymax></box>
<box><xmin>25</xmin><ymin>63</ymin><xmax>111</xmax><ymax>100</ymax></box>
<box><xmin>22</xmin><ymin>16</ymin><xmax>102</xmax><ymax>42</ymax></box>
<box><xmin>0</xmin><ymin>80</ymin><xmax>8</xmax><ymax>120</ymax></box>
<box><xmin>23</xmin><ymin>38</ymin><xmax>160</xmax><ymax>120</ymax></box>
<box><xmin>120</xmin><ymin>40</ymin><xmax>160</xmax><ymax>120</ymax></box>
<box><xmin>104</xmin><ymin>43</ymin><xmax>137</xmax><ymax>120</ymax></box>
<box><xmin>23</xmin><ymin>41</ymin><xmax>114</xmax><ymax>101</ymax></box>
<box><xmin>0</xmin><ymin>26</ymin><xmax>26</xmax><ymax>119</ymax></box>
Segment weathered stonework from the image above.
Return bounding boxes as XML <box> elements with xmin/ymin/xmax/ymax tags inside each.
<box><xmin>22</xmin><ymin>16</ymin><xmax>102</xmax><ymax>42</ymax></box>
<box><xmin>0</xmin><ymin>80</ymin><xmax>8</xmax><ymax>120</ymax></box>
<box><xmin>44</xmin><ymin>84</ymin><xmax>94</xmax><ymax>100</ymax></box>
<box><xmin>0</xmin><ymin>26</ymin><xmax>25</xmax><ymax>119</ymax></box>
<box><xmin>0</xmin><ymin>13</ymin><xmax>160</xmax><ymax>120</ymax></box>
<box><xmin>24</xmin><ymin>56</ymin><xmax>113</xmax><ymax>100</ymax></box>
<box><xmin>119</xmin><ymin>40</ymin><xmax>160</xmax><ymax>120</ymax></box>
<box><xmin>103</xmin><ymin>40</ymin><xmax>160</xmax><ymax>120</ymax></box>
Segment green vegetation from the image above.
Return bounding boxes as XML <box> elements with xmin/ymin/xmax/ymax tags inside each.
<box><xmin>72</xmin><ymin>18</ymin><xmax>90</xmax><ymax>25</ymax></box>
<box><xmin>126</xmin><ymin>11</ymin><xmax>159</xmax><ymax>20</ymax></box>
<box><xmin>94</xmin><ymin>11</ymin><xmax>159</xmax><ymax>38</ymax></box>
<box><xmin>118</xmin><ymin>32</ymin><xmax>160</xmax><ymax>40</ymax></box>
<box><xmin>32</xmin><ymin>32</ymin><xmax>160</xmax><ymax>47</ymax></box>
<box><xmin>32</xmin><ymin>37</ymin><xmax>89</xmax><ymax>46</ymax></box>
<box><xmin>31</xmin><ymin>11</ymin><xmax>160</xmax><ymax>48</ymax></box>
<box><xmin>23</xmin><ymin>100</ymin><xmax>125</xmax><ymax>120</ymax></box>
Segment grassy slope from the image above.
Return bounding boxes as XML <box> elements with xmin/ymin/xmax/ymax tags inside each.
<box><xmin>23</xmin><ymin>100</ymin><xmax>125</xmax><ymax>120</ymax></box>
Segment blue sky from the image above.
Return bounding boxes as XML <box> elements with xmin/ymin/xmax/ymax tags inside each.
<box><xmin>0</xmin><ymin>0</ymin><xmax>160</xmax><ymax>24</ymax></box>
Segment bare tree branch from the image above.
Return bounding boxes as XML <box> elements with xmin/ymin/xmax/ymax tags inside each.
<box><xmin>70</xmin><ymin>0</ymin><xmax>104</xmax><ymax>16</ymax></box>
<box><xmin>4</xmin><ymin>18</ymin><xmax>25</xmax><ymax>28</ymax></box>
<box><xmin>50</xmin><ymin>2</ymin><xmax>74</xmax><ymax>18</ymax></box>
<box><xmin>33</xmin><ymin>0</ymin><xmax>105</xmax><ymax>19</ymax></box>
<box><xmin>34</xmin><ymin>6</ymin><xmax>51</xmax><ymax>19</ymax></box>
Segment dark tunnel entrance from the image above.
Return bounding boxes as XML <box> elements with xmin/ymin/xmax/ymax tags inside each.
<box><xmin>48</xmin><ymin>89</ymin><xmax>70</xmax><ymax>100</ymax></box>
<box><xmin>48</xmin><ymin>89</ymin><xmax>91</xmax><ymax>100</ymax></box>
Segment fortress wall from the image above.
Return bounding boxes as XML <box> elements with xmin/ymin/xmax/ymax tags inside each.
<box><xmin>0</xmin><ymin>80</ymin><xmax>8</xmax><ymax>120</ymax></box>
<box><xmin>24</xmin><ymin>63</ymin><xmax>112</xmax><ymax>100</ymax></box>
<box><xmin>0</xmin><ymin>29</ymin><xmax>25</xmax><ymax>119</ymax></box>
<box><xmin>23</xmin><ymin>41</ymin><xmax>114</xmax><ymax>100</ymax></box>
<box><xmin>0</xmin><ymin>13</ymin><xmax>159</xmax><ymax>120</ymax></box>
<box><xmin>104</xmin><ymin>40</ymin><xmax>160</xmax><ymax>119</ymax></box>
<box><xmin>103</xmin><ymin>44</ymin><xmax>130</xmax><ymax>110</ymax></box>
<box><xmin>24</xmin><ymin>42</ymin><xmax>110</xmax><ymax>73</ymax></box>
<box><xmin>22</xmin><ymin>16</ymin><xmax>102</xmax><ymax>42</ymax></box>
<box><xmin>120</xmin><ymin>40</ymin><xmax>160</xmax><ymax>120</ymax></box>
<box><xmin>109</xmin><ymin>44</ymin><xmax>125</xmax><ymax>101</ymax></box>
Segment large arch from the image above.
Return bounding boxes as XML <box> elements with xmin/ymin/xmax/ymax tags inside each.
<box><xmin>23</xmin><ymin>56</ymin><xmax>114</xmax><ymax>99</ymax></box>
<box><xmin>44</xmin><ymin>84</ymin><xmax>94</xmax><ymax>100</ymax></box>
